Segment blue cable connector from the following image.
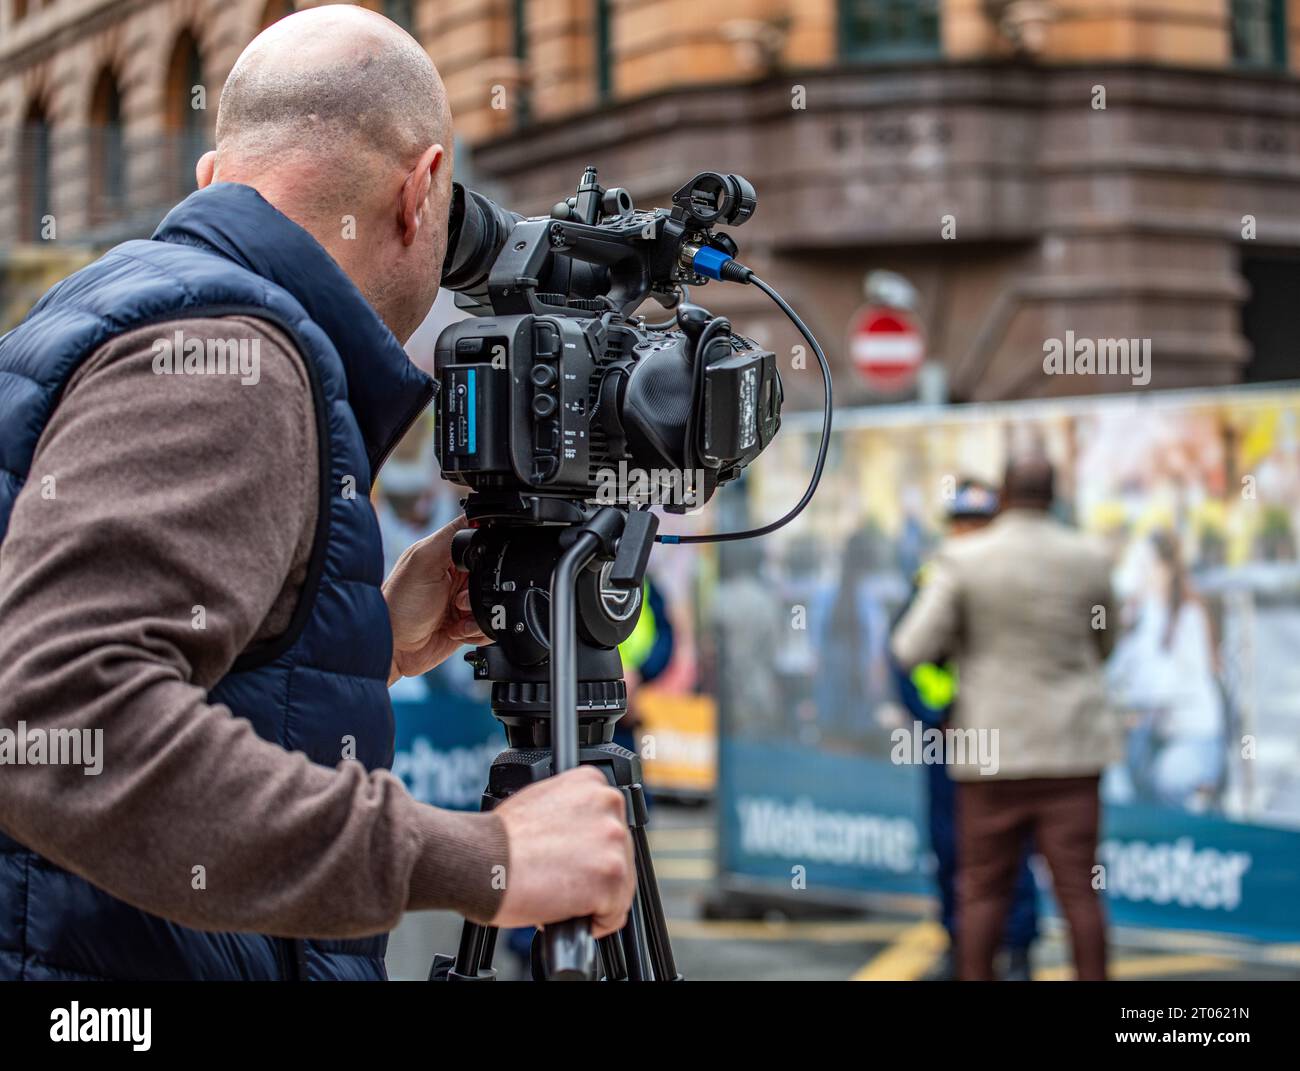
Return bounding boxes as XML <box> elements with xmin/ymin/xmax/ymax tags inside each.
<box><xmin>691</xmin><ymin>245</ymin><xmax>732</xmax><ymax>280</ymax></box>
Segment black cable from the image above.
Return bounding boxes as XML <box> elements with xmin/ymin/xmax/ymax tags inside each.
<box><xmin>656</xmin><ymin>272</ymin><xmax>833</xmax><ymax>545</ymax></box>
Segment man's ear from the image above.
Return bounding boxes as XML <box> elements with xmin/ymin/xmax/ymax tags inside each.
<box><xmin>399</xmin><ymin>143</ymin><xmax>445</xmax><ymax>247</ymax></box>
<box><xmin>196</xmin><ymin>150</ymin><xmax>217</xmax><ymax>190</ymax></box>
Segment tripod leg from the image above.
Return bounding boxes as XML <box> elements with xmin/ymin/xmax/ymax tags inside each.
<box><xmin>631</xmin><ymin>820</ymin><xmax>680</xmax><ymax>981</ymax></box>
<box><xmin>618</xmin><ymin>889</ymin><xmax>652</xmax><ymax>980</ymax></box>
<box><xmin>598</xmin><ymin>934</ymin><xmax>627</xmax><ymax>981</ymax></box>
<box><xmin>450</xmin><ymin>920</ymin><xmax>499</xmax><ymax>980</ymax></box>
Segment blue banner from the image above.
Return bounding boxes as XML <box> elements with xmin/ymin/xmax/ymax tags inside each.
<box><xmin>390</xmin><ymin>672</ymin><xmax>502</xmax><ymax>812</ymax></box>
<box><xmin>719</xmin><ymin>739</ymin><xmax>1300</xmax><ymax>941</ymax></box>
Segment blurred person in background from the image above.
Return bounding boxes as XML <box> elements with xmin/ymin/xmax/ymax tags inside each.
<box><xmin>710</xmin><ymin>538</ymin><xmax>784</xmax><ymax>739</ymax></box>
<box><xmin>616</xmin><ymin>575</ymin><xmax>677</xmax><ymax>755</ymax></box>
<box><xmin>375</xmin><ymin>434</ymin><xmax>442</xmax><ymax>571</ymax></box>
<box><xmin>890</xmin><ymin>479</ymin><xmax>1039</xmax><ymax>981</ymax></box>
<box><xmin>1107</xmin><ymin>530</ymin><xmax>1228</xmax><ymax>810</ymax></box>
<box><xmin>892</xmin><ymin>455</ymin><xmax>1120</xmax><ymax>981</ymax></box>
<box><xmin>773</xmin><ymin>535</ymin><xmax>823</xmax><ymax>741</ymax></box>
<box><xmin>813</xmin><ymin>523</ymin><xmax>897</xmax><ymax>747</ymax></box>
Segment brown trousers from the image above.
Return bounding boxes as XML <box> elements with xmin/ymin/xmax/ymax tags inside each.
<box><xmin>957</xmin><ymin>775</ymin><xmax>1107</xmax><ymax>981</ymax></box>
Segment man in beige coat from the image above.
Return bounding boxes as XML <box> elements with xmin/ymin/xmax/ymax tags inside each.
<box><xmin>892</xmin><ymin>455</ymin><xmax>1120</xmax><ymax>980</ymax></box>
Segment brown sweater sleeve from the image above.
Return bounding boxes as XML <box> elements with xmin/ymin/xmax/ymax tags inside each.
<box><xmin>0</xmin><ymin>316</ymin><xmax>506</xmax><ymax>938</ymax></box>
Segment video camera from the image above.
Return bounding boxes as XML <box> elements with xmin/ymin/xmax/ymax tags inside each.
<box><xmin>434</xmin><ymin>167</ymin><xmax>784</xmax><ymax>512</ymax></box>
<box><xmin>428</xmin><ymin>166</ymin><xmax>831</xmax><ymax>982</ymax></box>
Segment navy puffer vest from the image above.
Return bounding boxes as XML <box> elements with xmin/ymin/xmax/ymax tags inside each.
<box><xmin>0</xmin><ymin>183</ymin><xmax>434</xmax><ymax>980</ymax></box>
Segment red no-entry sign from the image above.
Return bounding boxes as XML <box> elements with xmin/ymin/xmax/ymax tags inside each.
<box><xmin>850</xmin><ymin>306</ymin><xmax>925</xmax><ymax>393</ymax></box>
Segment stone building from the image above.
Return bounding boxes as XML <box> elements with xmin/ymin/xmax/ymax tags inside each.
<box><xmin>3</xmin><ymin>0</ymin><xmax>1299</xmax><ymax>403</ymax></box>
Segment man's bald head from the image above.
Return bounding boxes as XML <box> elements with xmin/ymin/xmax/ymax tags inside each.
<box><xmin>216</xmin><ymin>5</ymin><xmax>448</xmax><ymax>187</ymax></box>
<box><xmin>201</xmin><ymin>5</ymin><xmax>455</xmax><ymax>343</ymax></box>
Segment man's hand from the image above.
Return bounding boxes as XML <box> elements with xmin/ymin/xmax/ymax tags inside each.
<box><xmin>490</xmin><ymin>767</ymin><xmax>635</xmax><ymax>938</ymax></box>
<box><xmin>383</xmin><ymin>515</ymin><xmax>490</xmax><ymax>685</ymax></box>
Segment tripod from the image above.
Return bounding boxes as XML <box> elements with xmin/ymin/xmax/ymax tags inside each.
<box><xmin>429</xmin><ymin>499</ymin><xmax>681</xmax><ymax>981</ymax></box>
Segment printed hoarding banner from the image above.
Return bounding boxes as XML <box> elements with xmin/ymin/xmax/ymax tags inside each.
<box><xmin>717</xmin><ymin>386</ymin><xmax>1300</xmax><ymax>939</ymax></box>
<box><xmin>638</xmin><ymin>689</ymin><xmax>717</xmax><ymax>795</ymax></box>
<box><xmin>391</xmin><ymin>669</ymin><xmax>504</xmax><ymax>812</ymax></box>
<box><xmin>719</xmin><ymin>739</ymin><xmax>1300</xmax><ymax>940</ymax></box>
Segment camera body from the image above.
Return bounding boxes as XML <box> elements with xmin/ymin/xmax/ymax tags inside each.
<box><xmin>435</xmin><ymin>310</ymin><xmax>779</xmax><ymax>506</ymax></box>
<box><xmin>433</xmin><ymin>169</ymin><xmax>782</xmax><ymax>511</ymax></box>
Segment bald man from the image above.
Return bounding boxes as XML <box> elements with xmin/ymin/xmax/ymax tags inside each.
<box><xmin>0</xmin><ymin>6</ymin><xmax>633</xmax><ymax>981</ymax></box>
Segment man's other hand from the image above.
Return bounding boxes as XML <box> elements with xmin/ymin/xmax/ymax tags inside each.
<box><xmin>384</xmin><ymin>515</ymin><xmax>490</xmax><ymax>685</ymax></box>
<box><xmin>490</xmin><ymin>767</ymin><xmax>635</xmax><ymax>938</ymax></box>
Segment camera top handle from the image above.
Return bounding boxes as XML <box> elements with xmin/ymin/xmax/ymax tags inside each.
<box><xmin>457</xmin><ymin>166</ymin><xmax>754</xmax><ymax>320</ymax></box>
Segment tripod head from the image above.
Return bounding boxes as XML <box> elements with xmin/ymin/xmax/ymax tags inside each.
<box><xmin>452</xmin><ymin>495</ymin><xmax>658</xmax><ymax>746</ymax></box>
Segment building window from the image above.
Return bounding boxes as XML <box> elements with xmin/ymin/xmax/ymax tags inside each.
<box><xmin>840</xmin><ymin>0</ymin><xmax>941</xmax><ymax>60</ymax></box>
<box><xmin>1241</xmin><ymin>255</ymin><xmax>1300</xmax><ymax>382</ymax></box>
<box><xmin>165</xmin><ymin>30</ymin><xmax>207</xmax><ymax>200</ymax></box>
<box><xmin>1232</xmin><ymin>0</ymin><xmax>1287</xmax><ymax>69</ymax></box>
<box><xmin>89</xmin><ymin>67</ymin><xmax>126</xmax><ymax>226</ymax></box>
<box><xmin>14</xmin><ymin>0</ymin><xmax>29</xmax><ymax>22</ymax></box>
<box><xmin>513</xmin><ymin>0</ymin><xmax>531</xmax><ymax>127</ymax></box>
<box><xmin>595</xmin><ymin>0</ymin><xmax>612</xmax><ymax>102</ymax></box>
<box><xmin>259</xmin><ymin>0</ymin><xmax>295</xmax><ymax>30</ymax></box>
<box><xmin>18</xmin><ymin>100</ymin><xmax>51</xmax><ymax>242</ymax></box>
<box><xmin>383</xmin><ymin>0</ymin><xmax>414</xmax><ymax>33</ymax></box>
